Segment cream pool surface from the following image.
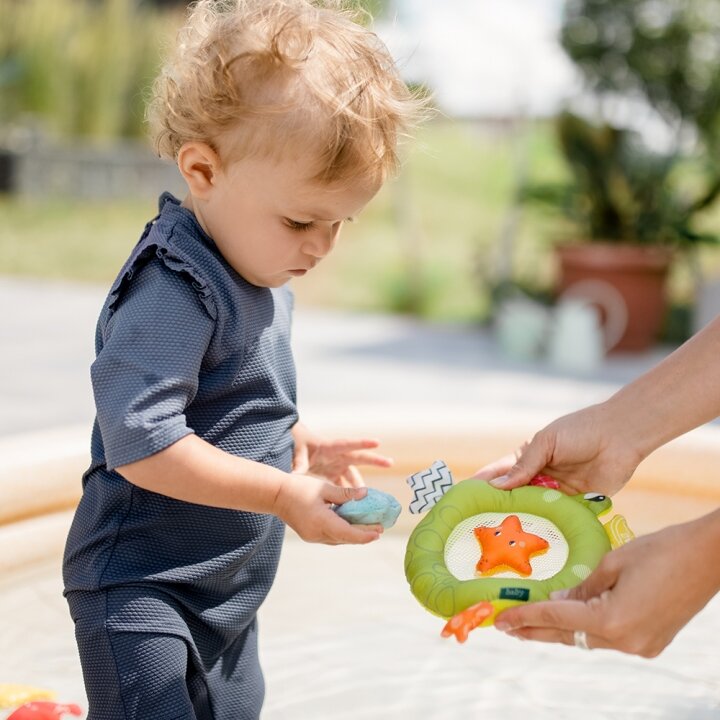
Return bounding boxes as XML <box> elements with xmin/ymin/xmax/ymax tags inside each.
<box><xmin>1</xmin><ymin>482</ymin><xmax>720</xmax><ymax>720</ymax></box>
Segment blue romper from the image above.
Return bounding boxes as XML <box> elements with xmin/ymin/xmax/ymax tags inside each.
<box><xmin>63</xmin><ymin>194</ymin><xmax>298</xmax><ymax>720</ymax></box>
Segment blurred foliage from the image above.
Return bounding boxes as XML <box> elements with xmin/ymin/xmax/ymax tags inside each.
<box><xmin>0</xmin><ymin>0</ymin><xmax>177</xmax><ymax>140</ymax></box>
<box><xmin>522</xmin><ymin>0</ymin><xmax>720</xmax><ymax>248</ymax></box>
<box><xmin>562</xmin><ymin>0</ymin><xmax>720</xmax><ymax>153</ymax></box>
<box><xmin>523</xmin><ymin>111</ymin><xmax>719</xmax><ymax>247</ymax></box>
<box><xmin>0</xmin><ymin>0</ymin><xmax>388</xmax><ymax>142</ymax></box>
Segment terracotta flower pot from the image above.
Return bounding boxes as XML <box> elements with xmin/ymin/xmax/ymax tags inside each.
<box><xmin>555</xmin><ymin>243</ymin><xmax>673</xmax><ymax>352</ymax></box>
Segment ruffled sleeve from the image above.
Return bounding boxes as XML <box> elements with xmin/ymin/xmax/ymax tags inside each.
<box><xmin>92</xmin><ymin>256</ymin><xmax>216</xmax><ymax>470</ymax></box>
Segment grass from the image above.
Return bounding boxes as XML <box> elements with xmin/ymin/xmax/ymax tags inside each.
<box><xmin>0</xmin><ymin>120</ymin><xmax>559</xmax><ymax>320</ymax></box>
<box><xmin>2</xmin><ymin>118</ymin><xmax>720</xmax><ymax>327</ymax></box>
<box><xmin>0</xmin><ymin>196</ymin><xmax>156</xmax><ymax>282</ymax></box>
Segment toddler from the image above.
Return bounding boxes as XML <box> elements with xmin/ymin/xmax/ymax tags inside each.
<box><xmin>62</xmin><ymin>1</ymin><xmax>421</xmax><ymax>718</ymax></box>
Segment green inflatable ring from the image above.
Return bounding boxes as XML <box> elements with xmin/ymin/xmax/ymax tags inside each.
<box><xmin>404</xmin><ymin>480</ymin><xmax>612</xmax><ymax>623</ymax></box>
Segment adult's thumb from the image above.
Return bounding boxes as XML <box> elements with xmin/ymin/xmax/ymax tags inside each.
<box><xmin>553</xmin><ymin>558</ymin><xmax>616</xmax><ymax>603</ymax></box>
<box><xmin>491</xmin><ymin>433</ymin><xmax>553</xmax><ymax>489</ymax></box>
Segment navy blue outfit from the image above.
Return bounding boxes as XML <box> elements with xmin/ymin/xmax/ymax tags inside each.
<box><xmin>63</xmin><ymin>194</ymin><xmax>299</xmax><ymax>720</ymax></box>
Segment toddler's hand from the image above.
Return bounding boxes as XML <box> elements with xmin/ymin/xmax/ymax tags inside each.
<box><xmin>273</xmin><ymin>472</ymin><xmax>383</xmax><ymax>545</ymax></box>
<box><xmin>292</xmin><ymin>423</ymin><xmax>393</xmax><ymax>487</ymax></box>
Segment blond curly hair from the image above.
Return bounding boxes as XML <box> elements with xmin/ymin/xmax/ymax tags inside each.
<box><xmin>147</xmin><ymin>0</ymin><xmax>424</xmax><ymax>184</ymax></box>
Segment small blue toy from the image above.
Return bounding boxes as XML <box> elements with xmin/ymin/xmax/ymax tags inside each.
<box><xmin>334</xmin><ymin>488</ymin><xmax>401</xmax><ymax>529</ymax></box>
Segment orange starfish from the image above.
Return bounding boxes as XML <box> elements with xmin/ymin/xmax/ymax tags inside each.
<box><xmin>474</xmin><ymin>515</ymin><xmax>548</xmax><ymax>576</ymax></box>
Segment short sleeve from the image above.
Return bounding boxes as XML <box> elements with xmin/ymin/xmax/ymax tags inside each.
<box><xmin>91</xmin><ymin>259</ymin><xmax>215</xmax><ymax>470</ymax></box>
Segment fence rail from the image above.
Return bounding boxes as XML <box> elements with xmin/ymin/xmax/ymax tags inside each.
<box><xmin>0</xmin><ymin>141</ymin><xmax>185</xmax><ymax>199</ymax></box>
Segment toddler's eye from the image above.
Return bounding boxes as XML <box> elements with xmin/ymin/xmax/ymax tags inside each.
<box><xmin>285</xmin><ymin>219</ymin><xmax>314</xmax><ymax>232</ymax></box>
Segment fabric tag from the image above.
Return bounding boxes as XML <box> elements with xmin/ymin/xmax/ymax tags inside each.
<box><xmin>406</xmin><ymin>460</ymin><xmax>453</xmax><ymax>514</ymax></box>
<box><xmin>499</xmin><ymin>587</ymin><xmax>530</xmax><ymax>602</ymax></box>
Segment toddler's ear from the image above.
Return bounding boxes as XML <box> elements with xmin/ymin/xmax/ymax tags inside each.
<box><xmin>177</xmin><ymin>142</ymin><xmax>220</xmax><ymax>198</ymax></box>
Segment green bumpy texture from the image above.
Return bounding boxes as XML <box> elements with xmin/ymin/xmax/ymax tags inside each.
<box><xmin>404</xmin><ymin>480</ymin><xmax>612</xmax><ymax>619</ymax></box>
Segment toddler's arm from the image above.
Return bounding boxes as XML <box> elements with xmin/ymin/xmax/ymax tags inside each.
<box><xmin>117</xmin><ymin>435</ymin><xmax>382</xmax><ymax>545</ymax></box>
<box><xmin>94</xmin><ymin>261</ymin><xmax>380</xmax><ymax>545</ymax></box>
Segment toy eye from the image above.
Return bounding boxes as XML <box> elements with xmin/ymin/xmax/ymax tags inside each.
<box><xmin>494</xmin><ymin>530</ymin><xmax>501</xmax><ymax>536</ymax></box>
<box><xmin>509</xmin><ymin>540</ymin><xmax>516</xmax><ymax>546</ymax></box>
<box><xmin>584</xmin><ymin>493</ymin><xmax>606</xmax><ymax>502</ymax></box>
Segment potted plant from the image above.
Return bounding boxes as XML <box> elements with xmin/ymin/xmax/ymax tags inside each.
<box><xmin>524</xmin><ymin>0</ymin><xmax>720</xmax><ymax>351</ymax></box>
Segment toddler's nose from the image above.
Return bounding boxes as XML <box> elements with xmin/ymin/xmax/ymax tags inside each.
<box><xmin>303</xmin><ymin>222</ymin><xmax>341</xmax><ymax>259</ymax></box>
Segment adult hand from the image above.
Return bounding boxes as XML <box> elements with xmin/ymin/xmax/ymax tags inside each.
<box><xmin>473</xmin><ymin>402</ymin><xmax>643</xmax><ymax>497</ymax></box>
<box><xmin>494</xmin><ymin>510</ymin><xmax>720</xmax><ymax>657</ymax></box>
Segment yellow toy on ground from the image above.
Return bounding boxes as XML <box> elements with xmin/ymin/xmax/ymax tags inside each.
<box><xmin>0</xmin><ymin>686</ymin><xmax>55</xmax><ymax>710</ymax></box>
<box><xmin>0</xmin><ymin>685</ymin><xmax>82</xmax><ymax>718</ymax></box>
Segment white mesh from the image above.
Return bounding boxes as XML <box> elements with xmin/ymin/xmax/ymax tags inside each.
<box><xmin>444</xmin><ymin>512</ymin><xmax>569</xmax><ymax>581</ymax></box>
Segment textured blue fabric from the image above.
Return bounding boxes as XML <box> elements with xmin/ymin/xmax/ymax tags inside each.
<box><xmin>69</xmin><ymin>589</ymin><xmax>262</xmax><ymax>720</ymax></box>
<box><xmin>63</xmin><ymin>194</ymin><xmax>299</xmax><ymax>719</ymax></box>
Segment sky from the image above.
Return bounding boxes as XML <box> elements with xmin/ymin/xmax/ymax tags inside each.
<box><xmin>375</xmin><ymin>0</ymin><xmax>581</xmax><ymax>118</ymax></box>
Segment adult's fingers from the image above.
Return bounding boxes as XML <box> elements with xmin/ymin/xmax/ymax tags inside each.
<box><xmin>490</xmin><ymin>435</ymin><xmax>552</xmax><ymax>489</ymax></box>
<box><xmin>495</xmin><ymin>558</ymin><xmax>621</xmax><ymax>649</ymax></box>
<box><xmin>472</xmin><ymin>454</ymin><xmax>516</xmax><ymax>481</ymax></box>
<box><xmin>505</xmin><ymin>625</ymin><xmax>608</xmax><ymax>651</ymax></box>
<box><xmin>558</xmin><ymin>556</ymin><xmax>619</xmax><ymax>604</ymax></box>
<box><xmin>495</xmin><ymin>599</ymin><xmax>597</xmax><ymax>638</ymax></box>
<box><xmin>496</xmin><ymin>599</ymin><xmax>614</xmax><ymax>651</ymax></box>
<box><xmin>495</xmin><ymin>600</ymin><xmax>588</xmax><ymax>632</ymax></box>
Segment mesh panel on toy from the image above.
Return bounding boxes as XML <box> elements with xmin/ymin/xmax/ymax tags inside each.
<box><xmin>444</xmin><ymin>512</ymin><xmax>569</xmax><ymax>581</ymax></box>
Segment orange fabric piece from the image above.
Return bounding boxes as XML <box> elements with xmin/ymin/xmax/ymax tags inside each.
<box><xmin>474</xmin><ymin>514</ymin><xmax>549</xmax><ymax>576</ymax></box>
<box><xmin>441</xmin><ymin>602</ymin><xmax>494</xmax><ymax>643</ymax></box>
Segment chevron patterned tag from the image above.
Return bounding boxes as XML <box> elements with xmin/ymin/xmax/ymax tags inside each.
<box><xmin>406</xmin><ymin>460</ymin><xmax>454</xmax><ymax>513</ymax></box>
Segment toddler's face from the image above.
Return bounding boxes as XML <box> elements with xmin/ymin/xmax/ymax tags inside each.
<box><xmin>191</xmin><ymin>154</ymin><xmax>380</xmax><ymax>288</ymax></box>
